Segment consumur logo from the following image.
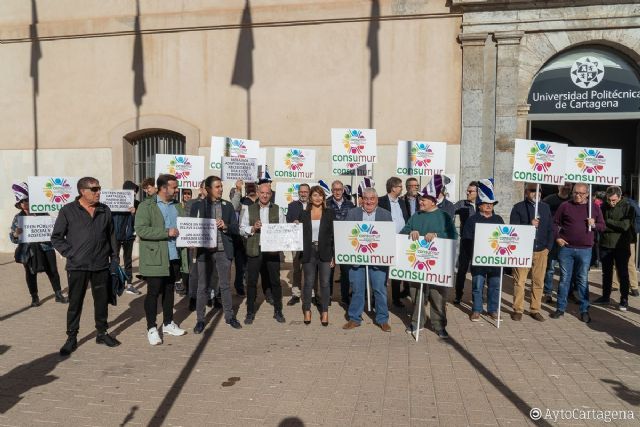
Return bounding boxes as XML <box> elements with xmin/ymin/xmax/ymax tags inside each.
<box><xmin>284</xmin><ymin>149</ymin><xmax>305</xmax><ymax>171</ymax></box>
<box><xmin>43</xmin><ymin>178</ymin><xmax>72</xmax><ymax>204</ymax></box>
<box><xmin>284</xmin><ymin>184</ymin><xmax>300</xmax><ymax>204</ymax></box>
<box><xmin>528</xmin><ymin>142</ymin><xmax>555</xmax><ymax>172</ymax></box>
<box><xmin>349</xmin><ymin>223</ymin><xmax>380</xmax><ymax>253</ymax></box>
<box><xmin>411</xmin><ymin>143</ymin><xmax>434</xmax><ymax>168</ymax></box>
<box><xmin>407</xmin><ymin>239</ymin><xmax>438</xmax><ymax>270</ymax></box>
<box><xmin>489</xmin><ymin>226</ymin><xmax>519</xmax><ymax>256</ymax></box>
<box><xmin>168</xmin><ymin>156</ymin><xmax>192</xmax><ymax>179</ymax></box>
<box><xmin>227</xmin><ymin>139</ymin><xmax>248</xmax><ymax>157</ymax></box>
<box><xmin>575</xmin><ymin>148</ymin><xmax>605</xmax><ymax>175</ymax></box>
<box><xmin>342</xmin><ymin>129</ymin><xmax>366</xmax><ymax>155</ymax></box>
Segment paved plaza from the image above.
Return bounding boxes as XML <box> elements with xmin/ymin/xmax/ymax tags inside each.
<box><xmin>0</xmin><ymin>253</ymin><xmax>638</xmax><ymax>426</ymax></box>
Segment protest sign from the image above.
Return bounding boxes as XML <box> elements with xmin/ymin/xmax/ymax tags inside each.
<box><xmin>331</xmin><ymin>128</ymin><xmax>376</xmax><ymax>175</ymax></box>
<box><xmin>221</xmin><ymin>157</ymin><xmax>258</xmax><ymax>181</ymax></box>
<box><xmin>472</xmin><ymin>223</ymin><xmax>535</xmax><ymax>268</ymax></box>
<box><xmin>17</xmin><ymin>216</ymin><xmax>55</xmax><ymax>243</ymax></box>
<box><xmin>155</xmin><ymin>154</ymin><xmax>205</xmax><ymax>189</ymax></box>
<box><xmin>176</xmin><ymin>217</ymin><xmax>217</xmax><ymax>248</ymax></box>
<box><xmin>396</xmin><ymin>141</ymin><xmax>447</xmax><ymax>176</ymax></box>
<box><xmin>273</xmin><ymin>148</ymin><xmax>316</xmax><ymax>180</ymax></box>
<box><xmin>260</xmin><ymin>223</ymin><xmax>303</xmax><ymax>252</ymax></box>
<box><xmin>27</xmin><ymin>176</ymin><xmax>79</xmax><ymax>213</ymax></box>
<box><xmin>274</xmin><ymin>182</ymin><xmax>319</xmax><ymax>215</ymax></box>
<box><xmin>100</xmin><ymin>190</ymin><xmax>135</xmax><ymax>212</ymax></box>
<box><xmin>390</xmin><ymin>235</ymin><xmax>456</xmax><ymax>287</ymax></box>
<box><xmin>334</xmin><ymin>221</ymin><xmax>396</xmax><ymax>266</ymax></box>
<box><xmin>210</xmin><ymin>136</ymin><xmax>260</xmax><ymax>170</ymax></box>
<box><xmin>512</xmin><ymin>139</ymin><xmax>567</xmax><ymax>185</ymax></box>
<box><xmin>564</xmin><ymin>147</ymin><xmax>622</xmax><ymax>185</ymax></box>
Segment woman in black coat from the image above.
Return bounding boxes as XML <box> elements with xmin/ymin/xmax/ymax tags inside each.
<box><xmin>298</xmin><ymin>186</ymin><xmax>334</xmax><ymax>326</ymax></box>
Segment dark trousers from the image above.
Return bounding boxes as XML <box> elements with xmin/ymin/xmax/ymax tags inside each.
<box><xmin>331</xmin><ymin>264</ymin><xmax>352</xmax><ymax>303</ymax></box>
<box><xmin>391</xmin><ymin>280</ymin><xmax>407</xmax><ymax>302</ymax></box>
<box><xmin>455</xmin><ymin>239</ymin><xmax>473</xmax><ymax>299</ymax></box>
<box><xmin>601</xmin><ymin>246</ymin><xmax>631</xmax><ymax>301</ymax></box>
<box><xmin>302</xmin><ymin>245</ymin><xmax>331</xmax><ymax>312</ymax></box>
<box><xmin>66</xmin><ymin>269</ymin><xmax>109</xmax><ymax>337</ymax></box>
<box><xmin>115</xmin><ymin>240</ymin><xmax>134</xmax><ymax>284</ymax></box>
<box><xmin>144</xmin><ymin>260</ymin><xmax>179</xmax><ymax>330</ymax></box>
<box><xmin>247</xmin><ymin>252</ymin><xmax>282</xmax><ymax>314</ymax></box>
<box><xmin>25</xmin><ymin>249</ymin><xmax>61</xmax><ymax>296</ymax></box>
<box><xmin>196</xmin><ymin>251</ymin><xmax>233</xmax><ymax>322</ymax></box>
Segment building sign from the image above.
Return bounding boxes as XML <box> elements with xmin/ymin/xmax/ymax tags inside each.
<box><xmin>528</xmin><ymin>47</ymin><xmax>640</xmax><ymax>115</ymax></box>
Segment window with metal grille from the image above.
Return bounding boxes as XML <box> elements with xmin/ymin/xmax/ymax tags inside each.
<box><xmin>130</xmin><ymin>131</ymin><xmax>186</xmax><ymax>185</ymax></box>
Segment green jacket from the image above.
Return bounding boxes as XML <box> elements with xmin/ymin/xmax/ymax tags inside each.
<box><xmin>135</xmin><ymin>195</ymin><xmax>173</xmax><ymax>277</ymax></box>
<box><xmin>600</xmin><ymin>198</ymin><xmax>636</xmax><ymax>249</ymax></box>
<box><xmin>400</xmin><ymin>209</ymin><xmax>458</xmax><ymax>240</ymax></box>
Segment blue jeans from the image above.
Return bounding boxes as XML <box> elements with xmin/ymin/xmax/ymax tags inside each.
<box><xmin>348</xmin><ymin>266</ymin><xmax>389</xmax><ymax>325</ymax></box>
<box><xmin>471</xmin><ymin>271</ymin><xmax>501</xmax><ymax>313</ymax></box>
<box><xmin>557</xmin><ymin>246</ymin><xmax>591</xmax><ymax>313</ymax></box>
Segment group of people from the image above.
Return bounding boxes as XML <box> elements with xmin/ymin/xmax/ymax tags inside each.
<box><xmin>8</xmin><ymin>171</ymin><xmax>638</xmax><ymax>356</ymax></box>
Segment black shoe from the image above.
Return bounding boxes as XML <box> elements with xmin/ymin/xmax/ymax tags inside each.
<box><xmin>400</xmin><ymin>288</ymin><xmax>411</xmax><ymax>299</ymax></box>
<box><xmin>54</xmin><ymin>291</ymin><xmax>68</xmax><ymax>304</ymax></box>
<box><xmin>265</xmin><ymin>294</ymin><xmax>274</xmax><ymax>305</ymax></box>
<box><xmin>193</xmin><ymin>321</ymin><xmax>205</xmax><ymax>334</ymax></box>
<box><xmin>437</xmin><ymin>329</ymin><xmax>449</xmax><ymax>339</ymax></box>
<box><xmin>59</xmin><ymin>337</ymin><xmax>77</xmax><ymax>356</ymax></box>
<box><xmin>214</xmin><ymin>298</ymin><xmax>222</xmax><ymax>309</ymax></box>
<box><xmin>96</xmin><ymin>333</ymin><xmax>121</xmax><ymax>347</ymax></box>
<box><xmin>593</xmin><ymin>296</ymin><xmax>610</xmax><ymax>305</ymax></box>
<box><xmin>392</xmin><ymin>300</ymin><xmax>405</xmax><ymax>308</ymax></box>
<box><xmin>235</xmin><ymin>287</ymin><xmax>245</xmax><ymax>296</ymax></box>
<box><xmin>188</xmin><ymin>298</ymin><xmax>197</xmax><ymax>311</ymax></box>
<box><xmin>207</xmin><ymin>298</ymin><xmax>213</xmax><ymax>307</ymax></box>
<box><xmin>550</xmin><ymin>310</ymin><xmax>564</xmax><ymax>319</ymax></box>
<box><xmin>580</xmin><ymin>312</ymin><xmax>592</xmax><ymax>323</ymax></box>
<box><xmin>543</xmin><ymin>294</ymin><xmax>553</xmax><ymax>304</ymax></box>
<box><xmin>630</xmin><ymin>289</ymin><xmax>640</xmax><ymax>297</ymax></box>
<box><xmin>244</xmin><ymin>313</ymin><xmax>255</xmax><ymax>325</ymax></box>
<box><xmin>30</xmin><ymin>295</ymin><xmax>40</xmax><ymax>307</ymax></box>
<box><xmin>174</xmin><ymin>282</ymin><xmax>185</xmax><ymax>294</ymax></box>
<box><xmin>227</xmin><ymin>318</ymin><xmax>242</xmax><ymax>329</ymax></box>
<box><xmin>453</xmin><ymin>297</ymin><xmax>461</xmax><ymax>305</ymax></box>
<box><xmin>287</xmin><ymin>296</ymin><xmax>300</xmax><ymax>306</ymax></box>
<box><xmin>274</xmin><ymin>311</ymin><xmax>286</xmax><ymax>323</ymax></box>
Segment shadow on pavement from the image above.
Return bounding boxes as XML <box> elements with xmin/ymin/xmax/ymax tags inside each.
<box><xmin>0</xmin><ymin>352</ymin><xmax>60</xmax><ymax>414</ymax></box>
<box><xmin>119</xmin><ymin>405</ymin><xmax>139</xmax><ymax>426</ymax></box>
<box><xmin>278</xmin><ymin>417</ymin><xmax>305</xmax><ymax>427</ymax></box>
<box><xmin>600</xmin><ymin>379</ymin><xmax>640</xmax><ymax>406</ymax></box>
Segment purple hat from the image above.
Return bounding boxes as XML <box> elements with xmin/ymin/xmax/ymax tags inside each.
<box><xmin>357</xmin><ymin>177</ymin><xmax>375</xmax><ymax>198</ymax></box>
<box><xmin>421</xmin><ymin>175</ymin><xmax>444</xmax><ymax>202</ymax></box>
<box><xmin>12</xmin><ymin>182</ymin><xmax>28</xmax><ymax>208</ymax></box>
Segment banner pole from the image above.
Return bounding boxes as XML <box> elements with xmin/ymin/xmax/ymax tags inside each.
<box><xmin>588</xmin><ymin>184</ymin><xmax>593</xmax><ymax>231</ymax></box>
<box><xmin>497</xmin><ymin>267</ymin><xmax>504</xmax><ymax>329</ymax></box>
<box><xmin>415</xmin><ymin>283</ymin><xmax>424</xmax><ymax>343</ymax></box>
<box><xmin>366</xmin><ymin>266</ymin><xmax>371</xmax><ymax>312</ymax></box>
<box><xmin>534</xmin><ymin>183</ymin><xmax>540</xmax><ymax>219</ymax></box>
<box><xmin>351</xmin><ymin>174</ymin><xmax>356</xmax><ymax>206</ymax></box>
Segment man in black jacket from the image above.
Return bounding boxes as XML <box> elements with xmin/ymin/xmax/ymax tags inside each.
<box><xmin>51</xmin><ymin>177</ymin><xmax>121</xmax><ymax>356</ymax></box>
<box><xmin>509</xmin><ymin>183</ymin><xmax>553</xmax><ymax>321</ymax></box>
<box><xmin>452</xmin><ymin>181</ymin><xmax>478</xmax><ymax>304</ymax></box>
<box><xmin>285</xmin><ymin>183</ymin><xmax>310</xmax><ymax>306</ymax></box>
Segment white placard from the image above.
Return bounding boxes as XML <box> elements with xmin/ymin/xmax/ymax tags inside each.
<box><xmin>221</xmin><ymin>157</ymin><xmax>258</xmax><ymax>181</ymax></box>
<box><xmin>472</xmin><ymin>223</ymin><xmax>536</xmax><ymax>268</ymax></box>
<box><xmin>27</xmin><ymin>176</ymin><xmax>79</xmax><ymax>213</ymax></box>
<box><xmin>260</xmin><ymin>223</ymin><xmax>303</xmax><ymax>252</ymax></box>
<box><xmin>334</xmin><ymin>221</ymin><xmax>396</xmax><ymax>266</ymax></box>
<box><xmin>564</xmin><ymin>147</ymin><xmax>622</xmax><ymax>185</ymax></box>
<box><xmin>176</xmin><ymin>217</ymin><xmax>217</xmax><ymax>248</ymax></box>
<box><xmin>155</xmin><ymin>154</ymin><xmax>205</xmax><ymax>189</ymax></box>
<box><xmin>274</xmin><ymin>182</ymin><xmax>320</xmax><ymax>215</ymax></box>
<box><xmin>273</xmin><ymin>147</ymin><xmax>316</xmax><ymax>180</ymax></box>
<box><xmin>331</xmin><ymin>128</ymin><xmax>376</xmax><ymax>175</ymax></box>
<box><xmin>17</xmin><ymin>216</ymin><xmax>55</xmax><ymax>243</ymax></box>
<box><xmin>210</xmin><ymin>136</ymin><xmax>260</xmax><ymax>170</ymax></box>
<box><xmin>512</xmin><ymin>139</ymin><xmax>567</xmax><ymax>185</ymax></box>
<box><xmin>396</xmin><ymin>141</ymin><xmax>447</xmax><ymax>176</ymax></box>
<box><xmin>100</xmin><ymin>190</ymin><xmax>135</xmax><ymax>212</ymax></box>
<box><xmin>390</xmin><ymin>235</ymin><xmax>457</xmax><ymax>287</ymax></box>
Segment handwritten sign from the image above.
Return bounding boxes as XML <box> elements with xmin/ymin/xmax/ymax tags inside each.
<box><xmin>176</xmin><ymin>218</ymin><xmax>217</xmax><ymax>248</ymax></box>
<box><xmin>100</xmin><ymin>190</ymin><xmax>135</xmax><ymax>212</ymax></box>
<box><xmin>390</xmin><ymin>235</ymin><xmax>456</xmax><ymax>287</ymax></box>
<box><xmin>221</xmin><ymin>157</ymin><xmax>258</xmax><ymax>181</ymax></box>
<box><xmin>260</xmin><ymin>223</ymin><xmax>303</xmax><ymax>251</ymax></box>
<box><xmin>17</xmin><ymin>216</ymin><xmax>55</xmax><ymax>243</ymax></box>
<box><xmin>210</xmin><ymin>136</ymin><xmax>261</xmax><ymax>170</ymax></box>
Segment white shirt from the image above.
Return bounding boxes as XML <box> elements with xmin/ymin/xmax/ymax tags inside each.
<box><xmin>311</xmin><ymin>219</ymin><xmax>320</xmax><ymax>242</ymax></box>
<box><xmin>239</xmin><ymin>203</ymin><xmax>285</xmax><ymax>238</ymax></box>
<box><xmin>388</xmin><ymin>195</ymin><xmax>405</xmax><ymax>233</ymax></box>
<box><xmin>362</xmin><ymin>208</ymin><xmax>377</xmax><ymax>222</ymax></box>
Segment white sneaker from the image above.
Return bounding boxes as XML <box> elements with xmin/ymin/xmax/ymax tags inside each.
<box><xmin>162</xmin><ymin>321</ymin><xmax>186</xmax><ymax>336</ymax></box>
<box><xmin>147</xmin><ymin>327</ymin><xmax>162</xmax><ymax>345</ymax></box>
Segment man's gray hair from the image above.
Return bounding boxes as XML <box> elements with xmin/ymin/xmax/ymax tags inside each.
<box><xmin>362</xmin><ymin>187</ymin><xmax>378</xmax><ymax>198</ymax></box>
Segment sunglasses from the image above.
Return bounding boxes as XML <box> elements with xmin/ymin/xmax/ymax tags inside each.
<box><xmin>84</xmin><ymin>186</ymin><xmax>102</xmax><ymax>193</ymax></box>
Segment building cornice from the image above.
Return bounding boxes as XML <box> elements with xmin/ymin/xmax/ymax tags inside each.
<box><xmin>450</xmin><ymin>0</ymin><xmax>640</xmax><ymax>12</ymax></box>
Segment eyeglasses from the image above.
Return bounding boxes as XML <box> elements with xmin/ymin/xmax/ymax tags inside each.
<box><xmin>573</xmin><ymin>192</ymin><xmax>587</xmax><ymax>196</ymax></box>
<box><xmin>332</xmin><ymin>188</ymin><xmax>343</xmax><ymax>192</ymax></box>
<box><xmin>84</xmin><ymin>186</ymin><xmax>101</xmax><ymax>192</ymax></box>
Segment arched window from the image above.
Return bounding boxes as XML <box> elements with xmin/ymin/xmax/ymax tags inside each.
<box><xmin>126</xmin><ymin>130</ymin><xmax>186</xmax><ymax>184</ymax></box>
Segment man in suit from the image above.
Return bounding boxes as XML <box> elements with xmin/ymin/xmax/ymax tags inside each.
<box><xmin>285</xmin><ymin>183</ymin><xmax>310</xmax><ymax>306</ymax></box>
<box><xmin>342</xmin><ymin>187</ymin><xmax>393</xmax><ymax>332</ymax></box>
<box><xmin>402</xmin><ymin>177</ymin><xmax>419</xmax><ymax>218</ymax></box>
<box><xmin>378</xmin><ymin>177</ymin><xmax>409</xmax><ymax>307</ymax></box>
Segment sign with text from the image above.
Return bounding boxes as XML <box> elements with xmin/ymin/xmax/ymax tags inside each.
<box><xmin>396</xmin><ymin>141</ymin><xmax>447</xmax><ymax>176</ymax></box>
<box><xmin>334</xmin><ymin>221</ymin><xmax>396</xmax><ymax>266</ymax></box>
<box><xmin>210</xmin><ymin>136</ymin><xmax>260</xmax><ymax>170</ymax></box>
<box><xmin>274</xmin><ymin>182</ymin><xmax>319</xmax><ymax>215</ymax></box>
<box><xmin>27</xmin><ymin>176</ymin><xmax>79</xmax><ymax>213</ymax></box>
<box><xmin>176</xmin><ymin>217</ymin><xmax>217</xmax><ymax>248</ymax></box>
<box><xmin>472</xmin><ymin>224</ymin><xmax>535</xmax><ymax>268</ymax></box>
<box><xmin>563</xmin><ymin>147</ymin><xmax>621</xmax><ymax>185</ymax></box>
<box><xmin>260</xmin><ymin>223</ymin><xmax>303</xmax><ymax>252</ymax></box>
<box><xmin>331</xmin><ymin>128</ymin><xmax>376</xmax><ymax>175</ymax></box>
<box><xmin>221</xmin><ymin>157</ymin><xmax>258</xmax><ymax>181</ymax></box>
<box><xmin>17</xmin><ymin>216</ymin><xmax>55</xmax><ymax>243</ymax></box>
<box><xmin>155</xmin><ymin>154</ymin><xmax>205</xmax><ymax>189</ymax></box>
<box><xmin>273</xmin><ymin>147</ymin><xmax>316</xmax><ymax>180</ymax></box>
<box><xmin>390</xmin><ymin>235</ymin><xmax>456</xmax><ymax>286</ymax></box>
<box><xmin>512</xmin><ymin>139</ymin><xmax>568</xmax><ymax>185</ymax></box>
<box><xmin>100</xmin><ymin>190</ymin><xmax>135</xmax><ymax>212</ymax></box>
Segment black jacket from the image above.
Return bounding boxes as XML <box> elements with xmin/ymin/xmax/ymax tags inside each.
<box><xmin>189</xmin><ymin>198</ymin><xmax>239</xmax><ymax>260</ymax></box>
<box><xmin>286</xmin><ymin>200</ymin><xmax>305</xmax><ymax>223</ymax></box>
<box><xmin>298</xmin><ymin>208</ymin><xmax>335</xmax><ymax>263</ymax></box>
<box><xmin>402</xmin><ymin>196</ymin><xmax>418</xmax><ymax>218</ymax></box>
<box><xmin>509</xmin><ymin>199</ymin><xmax>554</xmax><ymax>252</ymax></box>
<box><xmin>51</xmin><ymin>200</ymin><xmax>118</xmax><ymax>271</ymax></box>
<box><xmin>378</xmin><ymin>195</ymin><xmax>409</xmax><ymax>222</ymax></box>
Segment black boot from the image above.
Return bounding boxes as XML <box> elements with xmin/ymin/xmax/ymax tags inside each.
<box><xmin>59</xmin><ymin>336</ymin><xmax>78</xmax><ymax>356</ymax></box>
<box><xmin>30</xmin><ymin>294</ymin><xmax>40</xmax><ymax>307</ymax></box>
<box><xmin>55</xmin><ymin>291</ymin><xmax>68</xmax><ymax>304</ymax></box>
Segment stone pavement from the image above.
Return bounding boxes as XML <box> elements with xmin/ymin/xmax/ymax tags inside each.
<box><xmin>0</xmin><ymin>253</ymin><xmax>638</xmax><ymax>427</ymax></box>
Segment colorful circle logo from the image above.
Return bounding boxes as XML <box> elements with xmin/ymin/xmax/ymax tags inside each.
<box><xmin>285</xmin><ymin>184</ymin><xmax>300</xmax><ymax>204</ymax></box>
<box><xmin>343</xmin><ymin>129</ymin><xmax>366</xmax><ymax>155</ymax></box>
<box><xmin>489</xmin><ymin>226</ymin><xmax>519</xmax><ymax>255</ymax></box>
<box><xmin>168</xmin><ymin>156</ymin><xmax>192</xmax><ymax>179</ymax></box>
<box><xmin>43</xmin><ymin>178</ymin><xmax>72</xmax><ymax>204</ymax></box>
<box><xmin>284</xmin><ymin>149</ymin><xmax>305</xmax><ymax>171</ymax></box>
<box><xmin>575</xmin><ymin>149</ymin><xmax>605</xmax><ymax>175</ymax></box>
<box><xmin>228</xmin><ymin>139</ymin><xmax>248</xmax><ymax>158</ymax></box>
<box><xmin>528</xmin><ymin>142</ymin><xmax>555</xmax><ymax>172</ymax></box>
<box><xmin>407</xmin><ymin>239</ymin><xmax>438</xmax><ymax>271</ymax></box>
<box><xmin>410</xmin><ymin>143</ymin><xmax>434</xmax><ymax>168</ymax></box>
<box><xmin>349</xmin><ymin>224</ymin><xmax>379</xmax><ymax>253</ymax></box>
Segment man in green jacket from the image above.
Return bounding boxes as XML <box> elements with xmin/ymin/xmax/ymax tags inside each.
<box><xmin>135</xmin><ymin>174</ymin><xmax>186</xmax><ymax>345</ymax></box>
<box><xmin>594</xmin><ymin>186</ymin><xmax>636</xmax><ymax>311</ymax></box>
